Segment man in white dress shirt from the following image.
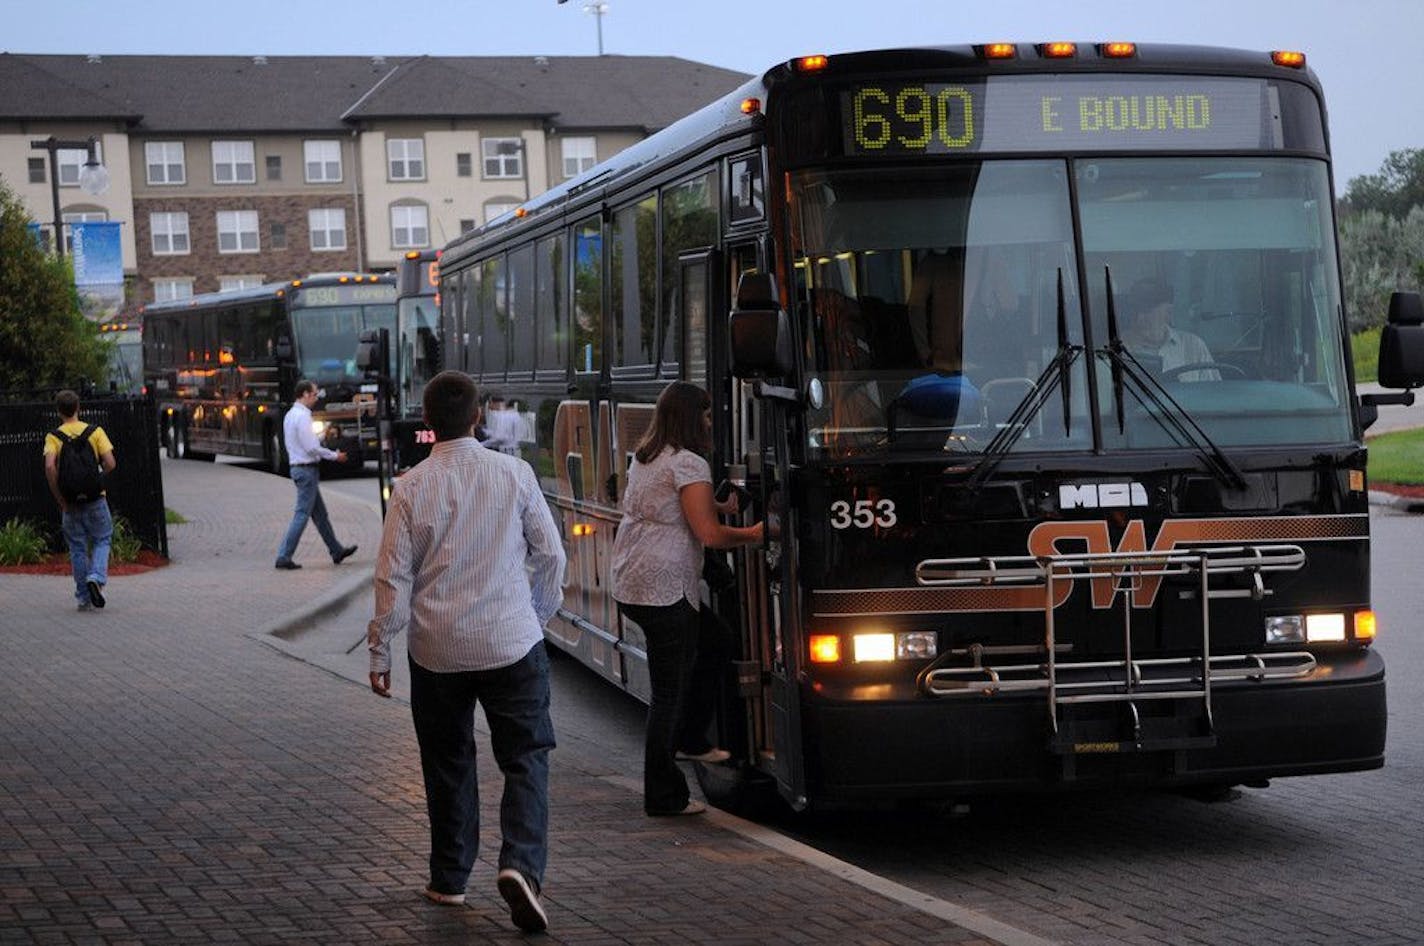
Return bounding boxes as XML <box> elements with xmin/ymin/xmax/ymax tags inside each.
<box><xmin>274</xmin><ymin>380</ymin><xmax>357</xmax><ymax>569</ymax></box>
<box><xmin>368</xmin><ymin>369</ymin><xmax>565</xmax><ymax>933</ymax></box>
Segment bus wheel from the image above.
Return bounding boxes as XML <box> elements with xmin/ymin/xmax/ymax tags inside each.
<box><xmin>692</xmin><ymin>761</ymin><xmax>787</xmax><ymax>819</ymax></box>
<box><xmin>267</xmin><ymin>426</ymin><xmax>288</xmax><ymax>476</ymax></box>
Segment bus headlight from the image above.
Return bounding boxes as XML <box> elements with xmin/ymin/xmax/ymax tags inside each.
<box><xmin>1264</xmin><ymin>615</ymin><xmax>1305</xmax><ymax>644</ymax></box>
<box><xmin>851</xmin><ymin>631</ymin><xmax>938</xmax><ymax>662</ymax></box>
<box><xmin>1305</xmin><ymin>613</ymin><xmax>1346</xmax><ymax>643</ymax></box>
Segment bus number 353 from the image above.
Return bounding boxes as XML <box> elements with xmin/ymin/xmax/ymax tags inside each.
<box><xmin>830</xmin><ymin>498</ymin><xmax>898</xmax><ymax>529</ymax></box>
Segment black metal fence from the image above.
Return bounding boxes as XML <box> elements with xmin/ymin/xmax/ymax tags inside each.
<box><xmin>0</xmin><ymin>390</ymin><xmax>168</xmax><ymax>557</ymax></box>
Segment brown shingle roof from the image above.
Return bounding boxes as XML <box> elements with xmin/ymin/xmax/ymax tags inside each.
<box><xmin>3</xmin><ymin>53</ymin><xmax>749</xmax><ymax>134</ymax></box>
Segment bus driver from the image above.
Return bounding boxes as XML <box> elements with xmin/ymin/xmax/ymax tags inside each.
<box><xmin>1120</xmin><ymin>278</ymin><xmax>1219</xmax><ymax>381</ymax></box>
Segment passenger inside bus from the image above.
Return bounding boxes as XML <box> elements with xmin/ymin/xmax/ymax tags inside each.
<box><xmin>898</xmin><ymin>249</ymin><xmax>980</xmax><ymax>422</ymax></box>
<box><xmin>1119</xmin><ymin>278</ymin><xmax>1219</xmax><ymax>381</ymax></box>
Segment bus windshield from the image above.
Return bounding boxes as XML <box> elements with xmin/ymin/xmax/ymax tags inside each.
<box><xmin>290</xmin><ymin>304</ymin><xmax>396</xmax><ymax>385</ymax></box>
<box><xmin>794</xmin><ymin>156</ymin><xmax>1352</xmax><ymax>459</ymax></box>
<box><xmin>397</xmin><ymin>295</ymin><xmax>440</xmax><ymax>417</ymax></box>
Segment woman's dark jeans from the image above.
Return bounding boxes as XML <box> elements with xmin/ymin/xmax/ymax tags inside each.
<box><xmin>618</xmin><ymin>599</ymin><xmax>725</xmax><ymax>814</ymax></box>
<box><xmin>409</xmin><ymin>642</ymin><xmax>555</xmax><ymax>895</ymax></box>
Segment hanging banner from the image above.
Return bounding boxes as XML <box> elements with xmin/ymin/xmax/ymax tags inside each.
<box><xmin>71</xmin><ymin>221</ymin><xmax>124</xmax><ymax>286</ymax></box>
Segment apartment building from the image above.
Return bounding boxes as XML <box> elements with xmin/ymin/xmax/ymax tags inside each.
<box><xmin>0</xmin><ymin>52</ymin><xmax>748</xmax><ymax>309</ymax></box>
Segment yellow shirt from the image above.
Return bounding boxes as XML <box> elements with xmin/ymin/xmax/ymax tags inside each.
<box><xmin>43</xmin><ymin>420</ymin><xmax>114</xmax><ymax>461</ymax></box>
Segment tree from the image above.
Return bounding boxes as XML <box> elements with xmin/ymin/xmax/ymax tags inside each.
<box><xmin>1340</xmin><ymin>149</ymin><xmax>1424</xmax><ymax>220</ymax></box>
<box><xmin>1339</xmin><ymin>206</ymin><xmax>1424</xmax><ymax>332</ymax></box>
<box><xmin>0</xmin><ymin>178</ymin><xmax>109</xmax><ymax>390</ymax></box>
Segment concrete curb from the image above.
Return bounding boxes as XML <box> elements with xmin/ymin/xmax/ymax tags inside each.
<box><xmin>1369</xmin><ymin>489</ymin><xmax>1424</xmax><ymax>513</ymax></box>
<box><xmin>264</xmin><ymin>563</ymin><xmax>375</xmax><ymax>640</ymax></box>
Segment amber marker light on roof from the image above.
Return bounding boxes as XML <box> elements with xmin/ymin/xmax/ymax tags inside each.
<box><xmin>982</xmin><ymin>43</ymin><xmax>1016</xmax><ymax>59</ymax></box>
<box><xmin>741</xmin><ymin>97</ymin><xmax>761</xmax><ymax>115</ymax></box>
<box><xmin>406</xmin><ymin>250</ymin><xmax>420</xmax><ymax>259</ymax></box>
<box><xmin>514</xmin><ymin>207</ymin><xmax>528</xmax><ymax>218</ymax></box>
<box><xmin>793</xmin><ymin>54</ymin><xmax>829</xmax><ymax>73</ymax></box>
<box><xmin>1272</xmin><ymin>50</ymin><xmax>1306</xmax><ymax>67</ymax></box>
<box><xmin>1102</xmin><ymin>42</ymin><xmax>1136</xmax><ymax>58</ymax></box>
<box><xmin>1042</xmin><ymin>42</ymin><xmax>1077</xmax><ymax>58</ymax></box>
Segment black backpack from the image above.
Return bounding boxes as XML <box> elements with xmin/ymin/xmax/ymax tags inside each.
<box><xmin>52</xmin><ymin>424</ymin><xmax>104</xmax><ymax>503</ymax></box>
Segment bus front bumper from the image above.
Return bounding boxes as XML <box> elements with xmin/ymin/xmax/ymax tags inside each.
<box><xmin>798</xmin><ymin>648</ymin><xmax>1385</xmax><ymax>801</ymax></box>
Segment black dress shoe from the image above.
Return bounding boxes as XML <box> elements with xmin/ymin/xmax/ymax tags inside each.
<box><xmin>332</xmin><ymin>545</ymin><xmax>358</xmax><ymax>565</ymax></box>
<box><xmin>274</xmin><ymin>559</ymin><xmax>302</xmax><ymax>570</ymax></box>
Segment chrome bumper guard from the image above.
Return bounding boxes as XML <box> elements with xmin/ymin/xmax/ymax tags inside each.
<box><xmin>915</xmin><ymin>545</ymin><xmax>1309</xmax><ymax>755</ymax></box>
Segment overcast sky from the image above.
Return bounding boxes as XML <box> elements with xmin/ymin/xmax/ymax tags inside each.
<box><xmin>4</xmin><ymin>0</ymin><xmax>1419</xmax><ymax>191</ymax></box>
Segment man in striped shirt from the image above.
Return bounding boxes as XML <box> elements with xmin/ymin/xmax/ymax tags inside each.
<box><xmin>368</xmin><ymin>370</ymin><xmax>566</xmax><ymax>934</ymax></box>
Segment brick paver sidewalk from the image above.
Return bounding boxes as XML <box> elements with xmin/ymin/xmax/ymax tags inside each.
<box><xmin>0</xmin><ymin>457</ymin><xmax>995</xmax><ymax>945</ymax></box>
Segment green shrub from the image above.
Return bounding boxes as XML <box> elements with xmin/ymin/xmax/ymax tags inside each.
<box><xmin>1352</xmin><ymin>327</ymin><xmax>1381</xmax><ymax>384</ymax></box>
<box><xmin>110</xmin><ymin>516</ymin><xmax>143</xmax><ymax>563</ymax></box>
<box><xmin>0</xmin><ymin>517</ymin><xmax>48</xmax><ymax>565</ymax></box>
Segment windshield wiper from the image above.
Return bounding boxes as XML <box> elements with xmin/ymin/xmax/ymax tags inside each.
<box><xmin>966</xmin><ymin>270</ymin><xmax>1080</xmax><ymax>491</ymax></box>
<box><xmin>1100</xmin><ymin>267</ymin><xmax>1247</xmax><ymax>491</ymax></box>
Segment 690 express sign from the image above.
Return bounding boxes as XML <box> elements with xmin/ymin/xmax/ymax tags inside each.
<box><xmin>841</xmin><ymin>75</ymin><xmax>1276</xmax><ymax>155</ymax></box>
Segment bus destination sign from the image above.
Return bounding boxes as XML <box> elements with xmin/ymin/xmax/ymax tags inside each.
<box><xmin>842</xmin><ymin>76</ymin><xmax>1279</xmax><ymax>156</ymax></box>
<box><xmin>290</xmin><ymin>283</ymin><xmax>395</xmax><ymax>308</ymax></box>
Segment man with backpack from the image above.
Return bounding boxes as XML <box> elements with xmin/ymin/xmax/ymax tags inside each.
<box><xmin>43</xmin><ymin>389</ymin><xmax>117</xmax><ymax>612</ymax></box>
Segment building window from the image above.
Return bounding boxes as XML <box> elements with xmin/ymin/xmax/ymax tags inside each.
<box><xmin>216</xmin><ymin>210</ymin><xmax>260</xmax><ymax>253</ymax></box>
<box><xmin>561</xmin><ymin>137</ymin><xmax>596</xmax><ymax>178</ymax></box>
<box><xmin>61</xmin><ymin>211</ymin><xmax>108</xmax><ymax>254</ymax></box>
<box><xmin>219</xmin><ymin>275</ymin><xmax>263</xmax><ymax>292</ymax></box>
<box><xmin>482</xmin><ymin>138</ymin><xmax>523</xmax><ymax>179</ymax></box>
<box><xmin>154</xmin><ymin>278</ymin><xmax>194</xmax><ymax>302</ymax></box>
<box><xmin>150</xmin><ymin>212</ymin><xmax>191</xmax><ymax>255</ymax></box>
<box><xmin>456</xmin><ymin>152</ymin><xmax>472</xmax><ymax>178</ymax></box>
<box><xmin>266</xmin><ymin>155</ymin><xmax>282</xmax><ymax>181</ymax></box>
<box><xmin>387</xmin><ymin>138</ymin><xmax>425</xmax><ymax>180</ymax></box>
<box><xmin>459</xmin><ymin>218</ymin><xmax>476</xmax><ymax>234</ymax></box>
<box><xmin>484</xmin><ymin>201</ymin><xmax>518</xmax><ymax>224</ymax></box>
<box><xmin>28</xmin><ymin>158</ymin><xmax>46</xmax><ymax>184</ymax></box>
<box><xmin>212</xmin><ymin>140</ymin><xmax>256</xmax><ymax>184</ymax></box>
<box><xmin>270</xmin><ymin>222</ymin><xmax>287</xmax><ymax>249</ymax></box>
<box><xmin>145</xmin><ymin>142</ymin><xmax>186</xmax><ymax>185</ymax></box>
<box><xmin>57</xmin><ymin>142</ymin><xmax>101</xmax><ymax>187</ymax></box>
<box><xmin>303</xmin><ymin>140</ymin><xmax>342</xmax><ymax>183</ymax></box>
<box><xmin>308</xmin><ymin>208</ymin><xmax>347</xmax><ymax>251</ymax></box>
<box><xmin>390</xmin><ymin>204</ymin><xmax>429</xmax><ymax>248</ymax></box>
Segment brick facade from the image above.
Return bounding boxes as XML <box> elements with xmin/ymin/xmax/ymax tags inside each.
<box><xmin>134</xmin><ymin>192</ymin><xmax>362</xmax><ymax>299</ymax></box>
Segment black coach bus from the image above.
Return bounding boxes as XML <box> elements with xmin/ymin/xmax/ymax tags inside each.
<box><xmin>435</xmin><ymin>43</ymin><xmax>1424</xmax><ymax>810</ymax></box>
<box><xmin>143</xmin><ymin>273</ymin><xmax>396</xmax><ymax>472</ymax></box>
<box><xmin>388</xmin><ymin>249</ymin><xmax>441</xmax><ymax>471</ymax></box>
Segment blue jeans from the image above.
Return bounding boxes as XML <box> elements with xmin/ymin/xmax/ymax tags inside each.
<box><xmin>61</xmin><ymin>498</ymin><xmax>112</xmax><ymax>605</ymax></box>
<box><xmin>409</xmin><ymin>643</ymin><xmax>555</xmax><ymax>895</ymax></box>
<box><xmin>275</xmin><ymin>465</ymin><xmax>342</xmax><ymax>563</ymax></box>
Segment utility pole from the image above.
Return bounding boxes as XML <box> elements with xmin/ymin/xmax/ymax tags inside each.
<box><xmin>584</xmin><ymin>2</ymin><xmax>609</xmax><ymax>56</ymax></box>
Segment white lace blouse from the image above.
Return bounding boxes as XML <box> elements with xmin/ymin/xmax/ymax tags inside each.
<box><xmin>610</xmin><ymin>446</ymin><xmax>711</xmax><ymax>608</ymax></box>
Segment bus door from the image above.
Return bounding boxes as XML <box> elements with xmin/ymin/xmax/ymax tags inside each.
<box><xmin>726</xmin><ymin>253</ymin><xmax>807</xmax><ymax>808</ymax></box>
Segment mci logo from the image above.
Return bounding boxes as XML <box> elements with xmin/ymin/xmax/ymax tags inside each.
<box><xmin>1058</xmin><ymin>482</ymin><xmax>1149</xmax><ymax>510</ymax></box>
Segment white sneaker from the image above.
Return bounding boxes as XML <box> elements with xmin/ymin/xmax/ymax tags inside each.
<box><xmin>423</xmin><ymin>886</ymin><xmax>465</xmax><ymax>906</ymax></box>
<box><xmin>496</xmin><ymin>868</ymin><xmax>548</xmax><ymax>933</ymax></box>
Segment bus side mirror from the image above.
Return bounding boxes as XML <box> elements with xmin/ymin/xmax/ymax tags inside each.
<box><xmin>729</xmin><ymin>272</ymin><xmax>794</xmax><ymax>378</ymax></box>
<box><xmin>1377</xmin><ymin>291</ymin><xmax>1424</xmax><ymax>389</ymax></box>
<box><xmin>356</xmin><ymin>328</ymin><xmax>388</xmax><ymax>375</ymax></box>
<box><xmin>275</xmin><ymin>337</ymin><xmax>292</xmax><ymax>360</ymax></box>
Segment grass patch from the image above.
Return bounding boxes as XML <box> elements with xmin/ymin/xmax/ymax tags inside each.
<box><xmin>1367</xmin><ymin>426</ymin><xmax>1424</xmax><ymax>485</ymax></box>
<box><xmin>165</xmin><ymin>507</ymin><xmax>188</xmax><ymax>524</ymax></box>
<box><xmin>1352</xmin><ymin>327</ymin><xmax>1381</xmax><ymax>384</ymax></box>
<box><xmin>0</xmin><ymin>518</ymin><xmax>48</xmax><ymax>565</ymax></box>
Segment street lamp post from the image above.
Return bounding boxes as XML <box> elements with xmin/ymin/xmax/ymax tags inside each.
<box><xmin>28</xmin><ymin>135</ymin><xmax>111</xmax><ymax>259</ymax></box>
<box><xmin>584</xmin><ymin>2</ymin><xmax>609</xmax><ymax>56</ymax></box>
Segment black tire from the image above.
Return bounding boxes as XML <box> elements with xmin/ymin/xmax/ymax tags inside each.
<box><xmin>266</xmin><ymin>425</ymin><xmax>288</xmax><ymax>475</ymax></box>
